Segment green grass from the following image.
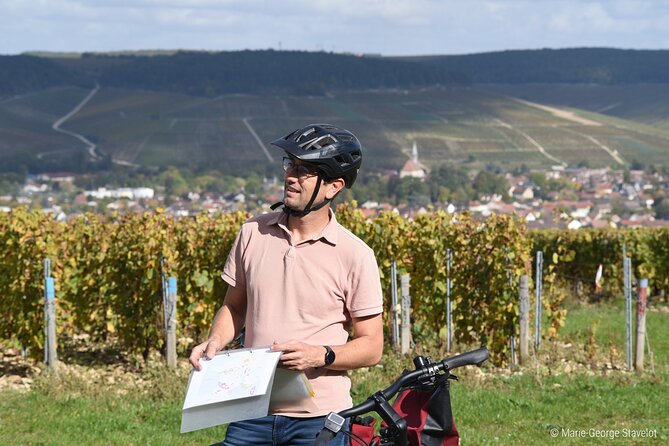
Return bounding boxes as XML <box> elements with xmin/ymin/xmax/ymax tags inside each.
<box><xmin>0</xmin><ymin>366</ymin><xmax>228</xmax><ymax>446</ymax></box>
<box><xmin>2</xmin><ymin>365</ymin><xmax>665</xmax><ymax>445</ymax></box>
<box><xmin>453</xmin><ymin>373</ymin><xmax>668</xmax><ymax>445</ymax></box>
<box><xmin>0</xmin><ymin>387</ymin><xmax>228</xmax><ymax>445</ymax></box>
<box><xmin>558</xmin><ymin>298</ymin><xmax>669</xmax><ymax>373</ymax></box>
<box><xmin>1</xmin><ymin>302</ymin><xmax>668</xmax><ymax>445</ymax></box>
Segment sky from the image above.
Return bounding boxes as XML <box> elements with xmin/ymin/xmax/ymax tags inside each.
<box><xmin>2</xmin><ymin>0</ymin><xmax>669</xmax><ymax>56</ymax></box>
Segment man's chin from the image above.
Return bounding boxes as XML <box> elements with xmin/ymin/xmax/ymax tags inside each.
<box><xmin>283</xmin><ymin>198</ymin><xmax>303</xmax><ymax>211</ymax></box>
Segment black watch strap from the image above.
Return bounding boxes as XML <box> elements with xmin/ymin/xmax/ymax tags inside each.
<box><xmin>323</xmin><ymin>345</ymin><xmax>335</xmax><ymax>366</ymax></box>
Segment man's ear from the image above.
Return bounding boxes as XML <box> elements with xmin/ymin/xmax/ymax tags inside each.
<box><xmin>325</xmin><ymin>178</ymin><xmax>345</xmax><ymax>199</ymax></box>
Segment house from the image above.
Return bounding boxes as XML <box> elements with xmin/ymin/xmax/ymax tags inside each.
<box><xmin>571</xmin><ymin>202</ymin><xmax>593</xmax><ymax>219</ymax></box>
<box><xmin>590</xmin><ymin>219</ymin><xmax>612</xmax><ymax>229</ymax></box>
<box><xmin>513</xmin><ymin>186</ymin><xmax>535</xmax><ymax>201</ymax></box>
<box><xmin>36</xmin><ymin>172</ymin><xmax>76</xmax><ymax>184</ymax></box>
<box><xmin>86</xmin><ymin>187</ymin><xmax>155</xmax><ymax>200</ymax></box>
<box><xmin>638</xmin><ymin>193</ymin><xmax>654</xmax><ymax>209</ymax></box>
<box><xmin>399</xmin><ymin>142</ymin><xmax>427</xmax><ymax>180</ymax></box>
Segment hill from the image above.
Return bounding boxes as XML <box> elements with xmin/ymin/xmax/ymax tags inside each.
<box><xmin>1</xmin><ymin>50</ymin><xmax>465</xmax><ymax>98</ymax></box>
<box><xmin>2</xmin><ymin>48</ymin><xmax>669</xmax><ymax>174</ymax></box>
<box><xmin>483</xmin><ymin>84</ymin><xmax>669</xmax><ymax>131</ymax></box>
<box><xmin>4</xmin><ymin>84</ymin><xmax>669</xmax><ymax>175</ymax></box>
<box><xmin>404</xmin><ymin>48</ymin><xmax>669</xmax><ymax>84</ymax></box>
<box><xmin>4</xmin><ymin>48</ymin><xmax>669</xmax><ymax>99</ymax></box>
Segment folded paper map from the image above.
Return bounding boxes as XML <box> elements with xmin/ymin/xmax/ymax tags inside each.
<box><xmin>180</xmin><ymin>347</ymin><xmax>314</xmax><ymax>433</ymax></box>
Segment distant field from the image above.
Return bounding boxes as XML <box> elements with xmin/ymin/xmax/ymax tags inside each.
<box><xmin>487</xmin><ymin>84</ymin><xmax>669</xmax><ymax>130</ymax></box>
<box><xmin>0</xmin><ymin>87</ymin><xmax>89</xmax><ymax>157</ymax></box>
<box><xmin>3</xmin><ymin>85</ymin><xmax>669</xmax><ymax>172</ymax></box>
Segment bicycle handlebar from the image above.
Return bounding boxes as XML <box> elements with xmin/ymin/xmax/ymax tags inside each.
<box><xmin>440</xmin><ymin>346</ymin><xmax>489</xmax><ymax>372</ymax></box>
<box><xmin>340</xmin><ymin>347</ymin><xmax>488</xmax><ymax>419</ymax></box>
<box><xmin>311</xmin><ymin>347</ymin><xmax>489</xmax><ymax>446</ymax></box>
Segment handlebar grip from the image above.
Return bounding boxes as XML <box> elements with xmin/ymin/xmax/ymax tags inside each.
<box><xmin>441</xmin><ymin>347</ymin><xmax>489</xmax><ymax>370</ymax></box>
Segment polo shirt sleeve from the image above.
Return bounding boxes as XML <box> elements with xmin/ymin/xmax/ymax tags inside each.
<box><xmin>347</xmin><ymin>247</ymin><xmax>384</xmax><ymax>318</ymax></box>
<box><xmin>222</xmin><ymin>228</ymin><xmax>246</xmax><ymax>289</ymax></box>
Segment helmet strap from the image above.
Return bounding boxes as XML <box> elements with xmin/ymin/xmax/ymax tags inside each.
<box><xmin>270</xmin><ymin>173</ymin><xmax>331</xmax><ymax>217</ymax></box>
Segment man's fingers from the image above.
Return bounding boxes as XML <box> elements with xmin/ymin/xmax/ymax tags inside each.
<box><xmin>189</xmin><ymin>347</ymin><xmax>204</xmax><ymax>370</ymax></box>
<box><xmin>204</xmin><ymin>341</ymin><xmax>219</xmax><ymax>360</ymax></box>
<box><xmin>271</xmin><ymin>340</ymin><xmax>300</xmax><ymax>352</ymax></box>
<box><xmin>190</xmin><ymin>341</ymin><xmax>216</xmax><ymax>371</ymax></box>
<box><xmin>278</xmin><ymin>351</ymin><xmax>300</xmax><ymax>361</ymax></box>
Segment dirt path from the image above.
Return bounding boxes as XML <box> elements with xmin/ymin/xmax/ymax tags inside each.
<box><xmin>243</xmin><ymin>117</ymin><xmax>274</xmax><ymax>162</ymax></box>
<box><xmin>512</xmin><ymin>98</ymin><xmax>603</xmax><ymax>126</ymax></box>
<box><xmin>561</xmin><ymin>127</ymin><xmax>626</xmax><ymax>166</ymax></box>
<box><xmin>51</xmin><ymin>84</ymin><xmax>101</xmax><ymax>160</ymax></box>
<box><xmin>47</xmin><ymin>84</ymin><xmax>141</xmax><ymax>167</ymax></box>
<box><xmin>494</xmin><ymin>119</ymin><xmax>567</xmax><ymax>167</ymax></box>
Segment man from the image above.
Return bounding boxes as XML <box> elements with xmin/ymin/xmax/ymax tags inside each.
<box><xmin>189</xmin><ymin>124</ymin><xmax>384</xmax><ymax>446</ymax></box>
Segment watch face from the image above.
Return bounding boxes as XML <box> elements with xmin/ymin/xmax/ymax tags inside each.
<box><xmin>324</xmin><ymin>346</ymin><xmax>335</xmax><ymax>365</ymax></box>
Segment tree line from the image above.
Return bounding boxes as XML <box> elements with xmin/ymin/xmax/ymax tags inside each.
<box><xmin>403</xmin><ymin>48</ymin><xmax>669</xmax><ymax>84</ymax></box>
<box><xmin>0</xmin><ymin>50</ymin><xmax>464</xmax><ymax>97</ymax></box>
<box><xmin>3</xmin><ymin>48</ymin><xmax>669</xmax><ymax>97</ymax></box>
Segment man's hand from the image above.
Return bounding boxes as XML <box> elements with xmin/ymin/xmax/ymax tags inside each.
<box><xmin>189</xmin><ymin>336</ymin><xmax>224</xmax><ymax>371</ymax></box>
<box><xmin>271</xmin><ymin>340</ymin><xmax>326</xmax><ymax>371</ymax></box>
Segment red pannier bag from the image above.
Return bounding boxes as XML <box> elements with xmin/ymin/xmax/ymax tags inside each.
<box><xmin>349</xmin><ymin>416</ymin><xmax>379</xmax><ymax>446</ymax></box>
<box><xmin>386</xmin><ymin>377</ymin><xmax>459</xmax><ymax>446</ymax></box>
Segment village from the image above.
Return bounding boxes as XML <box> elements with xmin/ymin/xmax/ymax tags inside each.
<box><xmin>3</xmin><ymin>153</ymin><xmax>668</xmax><ymax>229</ymax></box>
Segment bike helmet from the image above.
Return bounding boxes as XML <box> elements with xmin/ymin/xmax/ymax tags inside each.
<box><xmin>270</xmin><ymin>123</ymin><xmax>362</xmax><ymax>188</ymax></box>
<box><xmin>269</xmin><ymin>124</ymin><xmax>363</xmax><ymax>217</ymax></box>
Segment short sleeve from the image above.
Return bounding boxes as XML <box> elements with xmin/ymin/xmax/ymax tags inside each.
<box><xmin>222</xmin><ymin>229</ymin><xmax>246</xmax><ymax>289</ymax></box>
<box><xmin>346</xmin><ymin>247</ymin><xmax>384</xmax><ymax>318</ymax></box>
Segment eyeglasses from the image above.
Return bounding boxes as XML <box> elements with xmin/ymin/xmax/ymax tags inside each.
<box><xmin>282</xmin><ymin>157</ymin><xmax>320</xmax><ymax>179</ymax></box>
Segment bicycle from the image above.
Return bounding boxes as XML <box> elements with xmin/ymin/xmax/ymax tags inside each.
<box><xmin>311</xmin><ymin>347</ymin><xmax>489</xmax><ymax>446</ymax></box>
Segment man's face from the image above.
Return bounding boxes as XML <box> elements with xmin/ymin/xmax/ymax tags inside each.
<box><xmin>282</xmin><ymin>157</ymin><xmax>324</xmax><ymax>210</ymax></box>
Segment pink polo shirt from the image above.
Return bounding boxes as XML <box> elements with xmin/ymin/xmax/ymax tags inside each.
<box><xmin>222</xmin><ymin>209</ymin><xmax>383</xmax><ymax>417</ymax></box>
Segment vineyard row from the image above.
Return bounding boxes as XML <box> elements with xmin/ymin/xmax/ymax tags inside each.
<box><xmin>2</xmin><ymin>206</ymin><xmax>668</xmax><ymax>365</ymax></box>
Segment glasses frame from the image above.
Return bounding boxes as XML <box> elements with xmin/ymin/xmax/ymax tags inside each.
<box><xmin>282</xmin><ymin>157</ymin><xmax>320</xmax><ymax>179</ymax></box>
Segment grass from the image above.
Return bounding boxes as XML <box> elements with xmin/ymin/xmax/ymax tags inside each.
<box><xmin>453</xmin><ymin>373</ymin><xmax>667</xmax><ymax>445</ymax></box>
<box><xmin>559</xmin><ymin>297</ymin><xmax>669</xmax><ymax>373</ymax></box>
<box><xmin>0</xmin><ymin>365</ymin><xmax>228</xmax><ymax>446</ymax></box>
<box><xmin>1</xmin><ymin>301</ymin><xmax>667</xmax><ymax>445</ymax></box>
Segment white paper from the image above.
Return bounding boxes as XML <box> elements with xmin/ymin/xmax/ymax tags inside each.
<box><xmin>180</xmin><ymin>347</ymin><xmax>315</xmax><ymax>433</ymax></box>
<box><xmin>269</xmin><ymin>368</ymin><xmax>319</xmax><ymax>413</ymax></box>
<box><xmin>182</xmin><ymin>347</ymin><xmax>281</xmax><ymax>410</ymax></box>
<box><xmin>271</xmin><ymin>368</ymin><xmax>314</xmax><ymax>404</ymax></box>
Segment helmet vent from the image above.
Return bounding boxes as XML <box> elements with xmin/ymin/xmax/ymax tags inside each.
<box><xmin>334</xmin><ymin>155</ymin><xmax>348</xmax><ymax>166</ymax></box>
<box><xmin>300</xmin><ymin>135</ymin><xmax>337</xmax><ymax>151</ymax></box>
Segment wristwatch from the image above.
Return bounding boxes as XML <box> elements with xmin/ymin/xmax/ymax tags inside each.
<box><xmin>323</xmin><ymin>345</ymin><xmax>336</xmax><ymax>366</ymax></box>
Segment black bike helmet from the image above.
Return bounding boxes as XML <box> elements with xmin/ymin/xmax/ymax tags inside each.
<box><xmin>270</xmin><ymin>123</ymin><xmax>362</xmax><ymax>188</ymax></box>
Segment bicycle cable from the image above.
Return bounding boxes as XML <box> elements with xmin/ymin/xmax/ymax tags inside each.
<box><xmin>344</xmin><ymin>428</ymin><xmax>370</xmax><ymax>446</ymax></box>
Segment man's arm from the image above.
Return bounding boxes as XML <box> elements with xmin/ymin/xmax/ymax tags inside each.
<box><xmin>271</xmin><ymin>313</ymin><xmax>383</xmax><ymax>371</ymax></box>
<box><xmin>188</xmin><ymin>284</ymin><xmax>247</xmax><ymax>370</ymax></box>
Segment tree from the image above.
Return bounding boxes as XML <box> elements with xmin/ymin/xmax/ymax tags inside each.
<box><xmin>396</xmin><ymin>177</ymin><xmax>427</xmax><ymax>205</ymax></box>
<box><xmin>473</xmin><ymin>170</ymin><xmax>509</xmax><ymax>199</ymax></box>
<box><xmin>428</xmin><ymin>164</ymin><xmax>474</xmax><ymax>203</ymax></box>
<box><xmin>162</xmin><ymin>167</ymin><xmax>189</xmax><ymax>197</ymax></box>
<box><xmin>653</xmin><ymin>198</ymin><xmax>669</xmax><ymax>220</ymax></box>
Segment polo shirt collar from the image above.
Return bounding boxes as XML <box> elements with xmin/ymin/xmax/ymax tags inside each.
<box><xmin>269</xmin><ymin>208</ymin><xmax>339</xmax><ymax>246</ymax></box>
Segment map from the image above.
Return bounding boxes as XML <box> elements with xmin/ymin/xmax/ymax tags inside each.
<box><xmin>183</xmin><ymin>347</ymin><xmax>282</xmax><ymax>409</ymax></box>
<box><xmin>180</xmin><ymin>347</ymin><xmax>314</xmax><ymax>433</ymax></box>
